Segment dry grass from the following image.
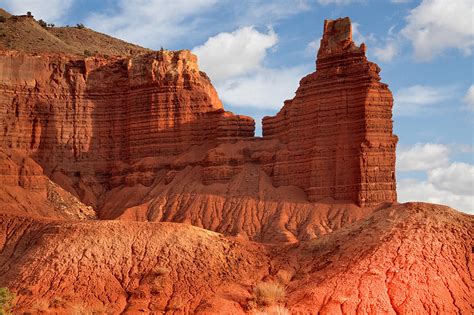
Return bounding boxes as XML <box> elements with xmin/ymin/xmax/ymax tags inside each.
<box><xmin>252</xmin><ymin>281</ymin><xmax>286</xmax><ymax>307</ymax></box>
<box><xmin>255</xmin><ymin>305</ymin><xmax>290</xmax><ymax>315</ymax></box>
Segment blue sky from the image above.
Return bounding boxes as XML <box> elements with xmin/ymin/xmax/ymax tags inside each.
<box><xmin>1</xmin><ymin>0</ymin><xmax>473</xmax><ymax>213</ymax></box>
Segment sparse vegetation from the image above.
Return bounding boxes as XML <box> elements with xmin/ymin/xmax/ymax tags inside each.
<box><xmin>37</xmin><ymin>19</ymin><xmax>47</xmax><ymax>28</ymax></box>
<box><xmin>255</xmin><ymin>305</ymin><xmax>290</xmax><ymax>315</ymax></box>
<box><xmin>76</xmin><ymin>23</ymin><xmax>85</xmax><ymax>29</ymax></box>
<box><xmin>26</xmin><ymin>11</ymin><xmax>32</xmax><ymax>17</ymax></box>
<box><xmin>84</xmin><ymin>49</ymin><xmax>92</xmax><ymax>57</ymax></box>
<box><xmin>0</xmin><ymin>16</ymin><xmax>7</xmax><ymax>23</ymax></box>
<box><xmin>0</xmin><ymin>287</ymin><xmax>15</xmax><ymax>315</ymax></box>
<box><xmin>251</xmin><ymin>281</ymin><xmax>286</xmax><ymax>308</ymax></box>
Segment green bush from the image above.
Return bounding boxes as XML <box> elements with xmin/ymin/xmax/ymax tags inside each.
<box><xmin>76</xmin><ymin>23</ymin><xmax>85</xmax><ymax>29</ymax></box>
<box><xmin>0</xmin><ymin>287</ymin><xmax>15</xmax><ymax>315</ymax></box>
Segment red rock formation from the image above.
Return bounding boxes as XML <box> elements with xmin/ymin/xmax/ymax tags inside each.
<box><xmin>0</xmin><ymin>50</ymin><xmax>254</xmax><ymax>207</ymax></box>
<box><xmin>0</xmin><ymin>18</ymin><xmax>398</xmax><ymax>241</ymax></box>
<box><xmin>263</xmin><ymin>17</ymin><xmax>398</xmax><ymax>206</ymax></box>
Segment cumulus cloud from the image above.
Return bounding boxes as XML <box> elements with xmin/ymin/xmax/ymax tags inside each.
<box><xmin>85</xmin><ymin>0</ymin><xmax>218</xmax><ymax>48</ymax></box>
<box><xmin>0</xmin><ymin>0</ymin><xmax>73</xmax><ymax>22</ymax></box>
<box><xmin>397</xmin><ymin>143</ymin><xmax>450</xmax><ymax>171</ymax></box>
<box><xmin>397</xmin><ymin>143</ymin><xmax>474</xmax><ymax>214</ymax></box>
<box><xmin>317</xmin><ymin>0</ymin><xmax>365</xmax><ymax>4</ymax></box>
<box><xmin>463</xmin><ymin>85</ymin><xmax>474</xmax><ymax>111</ymax></box>
<box><xmin>193</xmin><ymin>27</ymin><xmax>278</xmax><ymax>83</ymax></box>
<box><xmin>215</xmin><ymin>66</ymin><xmax>308</xmax><ymax>109</ymax></box>
<box><xmin>398</xmin><ymin>178</ymin><xmax>473</xmax><ymax>214</ymax></box>
<box><xmin>373</xmin><ymin>40</ymin><xmax>398</xmax><ymax>62</ymax></box>
<box><xmin>305</xmin><ymin>39</ymin><xmax>321</xmax><ymax>57</ymax></box>
<box><xmin>193</xmin><ymin>26</ymin><xmax>310</xmax><ymax>110</ymax></box>
<box><xmin>393</xmin><ymin>85</ymin><xmax>456</xmax><ymax>116</ymax></box>
<box><xmin>428</xmin><ymin>162</ymin><xmax>474</xmax><ymax>195</ymax></box>
<box><xmin>401</xmin><ymin>0</ymin><xmax>474</xmax><ymax>61</ymax></box>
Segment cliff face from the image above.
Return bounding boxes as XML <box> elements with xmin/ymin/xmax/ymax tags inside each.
<box><xmin>0</xmin><ymin>50</ymin><xmax>255</xmax><ymax>207</ymax></box>
<box><xmin>0</xmin><ymin>17</ymin><xmax>396</xmax><ymax>241</ymax></box>
<box><xmin>263</xmin><ymin>17</ymin><xmax>398</xmax><ymax>206</ymax></box>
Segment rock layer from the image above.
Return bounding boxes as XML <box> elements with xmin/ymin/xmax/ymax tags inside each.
<box><xmin>0</xmin><ymin>18</ymin><xmax>398</xmax><ymax>241</ymax></box>
<box><xmin>263</xmin><ymin>17</ymin><xmax>397</xmax><ymax>206</ymax></box>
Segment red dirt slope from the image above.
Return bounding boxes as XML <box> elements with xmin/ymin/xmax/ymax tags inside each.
<box><xmin>1</xmin><ymin>202</ymin><xmax>472</xmax><ymax>314</ymax></box>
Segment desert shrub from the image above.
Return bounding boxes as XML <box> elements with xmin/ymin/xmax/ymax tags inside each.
<box><xmin>256</xmin><ymin>305</ymin><xmax>290</xmax><ymax>315</ymax></box>
<box><xmin>252</xmin><ymin>281</ymin><xmax>286</xmax><ymax>307</ymax></box>
<box><xmin>38</xmin><ymin>19</ymin><xmax>47</xmax><ymax>28</ymax></box>
<box><xmin>0</xmin><ymin>16</ymin><xmax>6</xmax><ymax>23</ymax></box>
<box><xmin>84</xmin><ymin>50</ymin><xmax>92</xmax><ymax>57</ymax></box>
<box><xmin>0</xmin><ymin>287</ymin><xmax>15</xmax><ymax>315</ymax></box>
<box><xmin>26</xmin><ymin>11</ymin><xmax>32</xmax><ymax>17</ymax></box>
<box><xmin>76</xmin><ymin>23</ymin><xmax>85</xmax><ymax>29</ymax></box>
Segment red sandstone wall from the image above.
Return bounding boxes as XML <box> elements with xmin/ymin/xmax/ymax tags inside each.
<box><xmin>262</xmin><ymin>17</ymin><xmax>397</xmax><ymax>206</ymax></box>
<box><xmin>0</xmin><ymin>50</ymin><xmax>255</xmax><ymax>193</ymax></box>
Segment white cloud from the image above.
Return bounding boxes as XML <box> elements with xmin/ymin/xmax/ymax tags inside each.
<box><xmin>85</xmin><ymin>0</ymin><xmax>218</xmax><ymax>48</ymax></box>
<box><xmin>373</xmin><ymin>40</ymin><xmax>398</xmax><ymax>62</ymax></box>
<box><xmin>428</xmin><ymin>162</ymin><xmax>474</xmax><ymax>195</ymax></box>
<box><xmin>317</xmin><ymin>0</ymin><xmax>365</xmax><ymax>4</ymax></box>
<box><xmin>397</xmin><ymin>143</ymin><xmax>474</xmax><ymax>214</ymax></box>
<box><xmin>193</xmin><ymin>26</ymin><xmax>310</xmax><ymax>110</ymax></box>
<box><xmin>393</xmin><ymin>85</ymin><xmax>456</xmax><ymax>116</ymax></box>
<box><xmin>398</xmin><ymin>178</ymin><xmax>473</xmax><ymax>214</ymax></box>
<box><xmin>0</xmin><ymin>0</ymin><xmax>73</xmax><ymax>22</ymax></box>
<box><xmin>463</xmin><ymin>85</ymin><xmax>474</xmax><ymax>111</ymax></box>
<box><xmin>193</xmin><ymin>27</ymin><xmax>278</xmax><ymax>83</ymax></box>
<box><xmin>401</xmin><ymin>0</ymin><xmax>474</xmax><ymax>61</ymax></box>
<box><xmin>216</xmin><ymin>66</ymin><xmax>308</xmax><ymax>109</ymax></box>
<box><xmin>397</xmin><ymin>143</ymin><xmax>450</xmax><ymax>171</ymax></box>
<box><xmin>305</xmin><ymin>39</ymin><xmax>321</xmax><ymax>57</ymax></box>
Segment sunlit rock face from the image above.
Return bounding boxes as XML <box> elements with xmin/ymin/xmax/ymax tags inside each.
<box><xmin>263</xmin><ymin>17</ymin><xmax>398</xmax><ymax>206</ymax></box>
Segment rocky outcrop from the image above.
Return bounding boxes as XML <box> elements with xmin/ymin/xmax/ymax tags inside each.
<box><xmin>0</xmin><ymin>17</ymin><xmax>398</xmax><ymax>240</ymax></box>
<box><xmin>0</xmin><ymin>50</ymin><xmax>254</xmax><ymax>208</ymax></box>
<box><xmin>263</xmin><ymin>17</ymin><xmax>397</xmax><ymax>206</ymax></box>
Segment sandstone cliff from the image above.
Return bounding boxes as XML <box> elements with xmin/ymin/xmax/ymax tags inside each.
<box><xmin>0</xmin><ymin>17</ymin><xmax>396</xmax><ymax>243</ymax></box>
<box><xmin>263</xmin><ymin>17</ymin><xmax>397</xmax><ymax>206</ymax></box>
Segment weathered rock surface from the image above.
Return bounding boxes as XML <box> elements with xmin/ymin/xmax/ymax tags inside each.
<box><xmin>263</xmin><ymin>17</ymin><xmax>397</xmax><ymax>206</ymax></box>
<box><xmin>0</xmin><ymin>17</ymin><xmax>396</xmax><ymax>242</ymax></box>
<box><xmin>1</xmin><ymin>203</ymin><xmax>472</xmax><ymax>313</ymax></box>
